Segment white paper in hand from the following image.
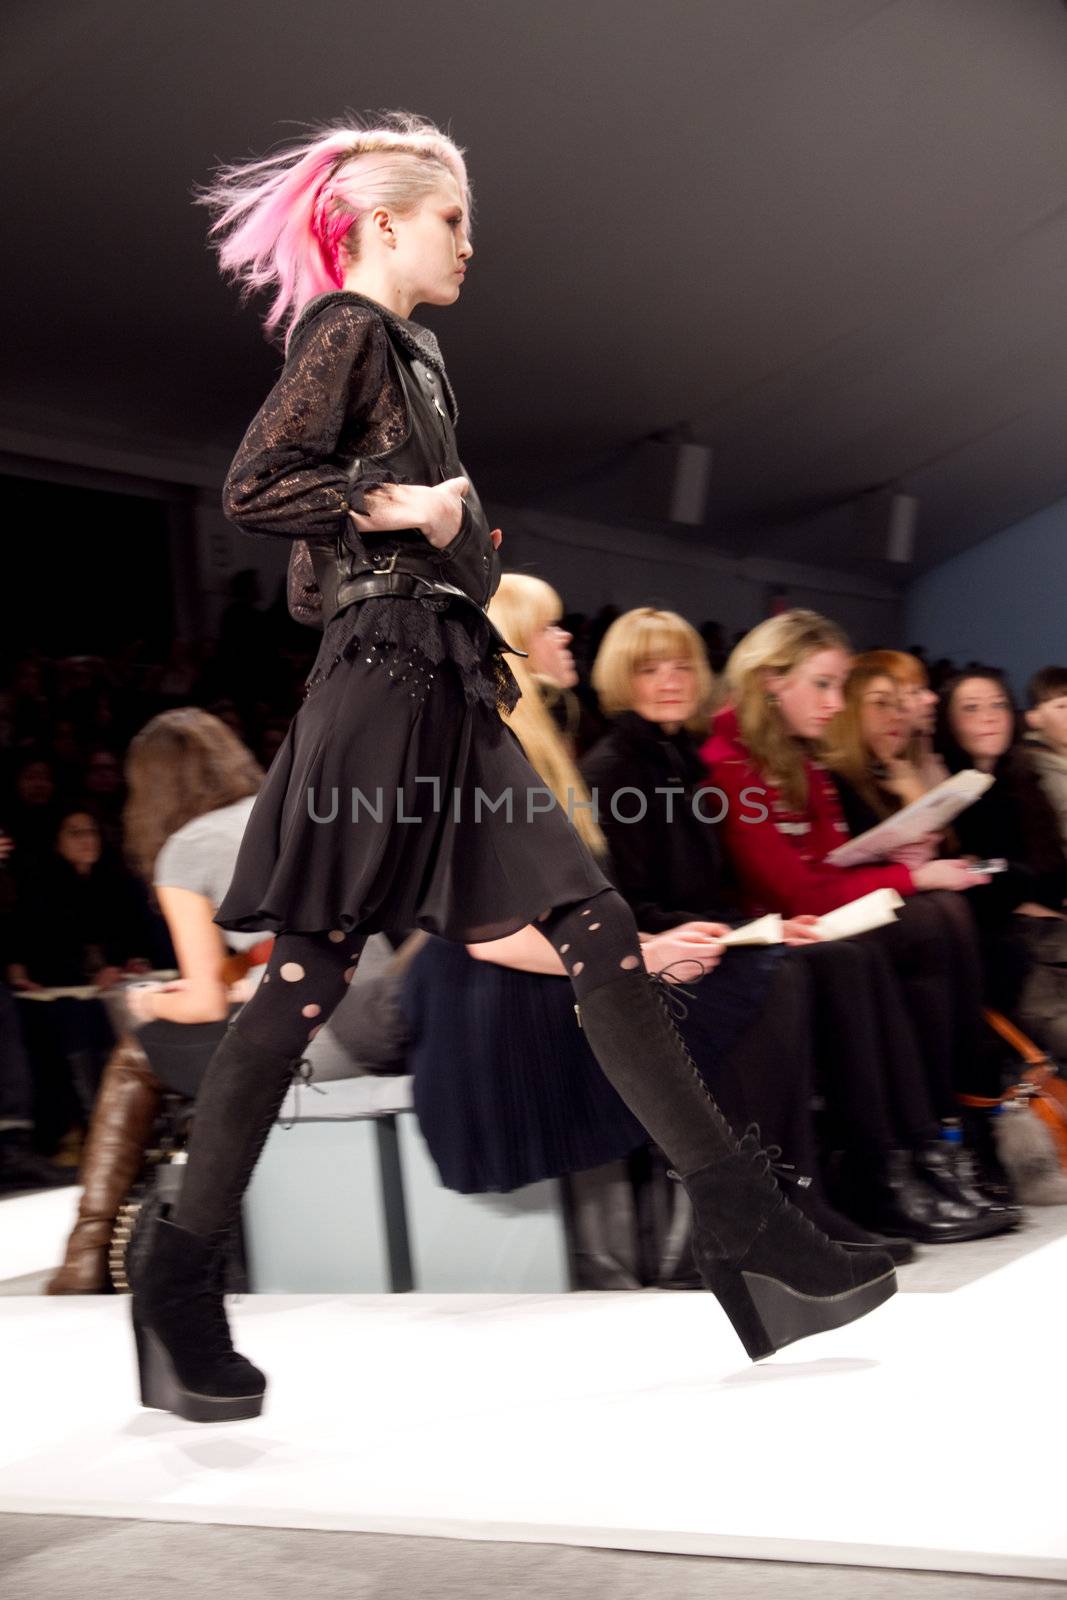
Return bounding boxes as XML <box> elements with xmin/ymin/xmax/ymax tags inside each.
<box><xmin>824</xmin><ymin>770</ymin><xmax>993</xmax><ymax>867</ymax></box>
<box><xmin>719</xmin><ymin>914</ymin><xmax>784</xmax><ymax>947</ymax></box>
<box><xmin>815</xmin><ymin>888</ymin><xmax>904</xmax><ymax>940</ymax></box>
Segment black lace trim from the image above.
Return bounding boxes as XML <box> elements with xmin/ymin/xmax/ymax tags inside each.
<box><xmin>303</xmin><ymin>597</ymin><xmax>520</xmax><ymax>717</ymax></box>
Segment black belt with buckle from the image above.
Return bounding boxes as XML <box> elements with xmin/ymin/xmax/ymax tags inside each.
<box><xmin>332</xmin><ymin>568</ymin><xmax>526</xmax><ymax>658</ymax></box>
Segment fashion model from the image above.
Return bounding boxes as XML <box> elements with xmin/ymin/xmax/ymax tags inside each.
<box><xmin>131</xmin><ymin>113</ymin><xmax>895</xmax><ymax>1423</ymax></box>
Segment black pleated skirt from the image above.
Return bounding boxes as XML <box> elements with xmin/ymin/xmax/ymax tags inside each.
<box><xmin>215</xmin><ymin>632</ymin><xmax>611</xmax><ymax>942</ymax></box>
<box><xmin>401</xmin><ymin>938</ymin><xmax>786</xmax><ymax>1194</ymax></box>
<box><xmin>402</xmin><ymin>937</ymin><xmax>648</xmax><ymax>1193</ymax></box>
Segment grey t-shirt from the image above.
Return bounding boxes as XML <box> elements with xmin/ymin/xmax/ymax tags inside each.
<box><xmin>151</xmin><ymin>794</ymin><xmax>399</xmax><ymax>1079</ymax></box>
<box><xmin>153</xmin><ymin>796</ymin><xmax>262</xmax><ymax>956</ymax></box>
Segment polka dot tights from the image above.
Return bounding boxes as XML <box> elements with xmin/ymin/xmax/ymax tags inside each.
<box><xmin>536</xmin><ymin>887</ymin><xmax>644</xmax><ymax>1001</ymax></box>
<box><xmin>234</xmin><ymin>929</ymin><xmax>368</xmax><ymax>1058</ymax></box>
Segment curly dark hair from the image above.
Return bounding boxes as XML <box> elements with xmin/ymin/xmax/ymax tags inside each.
<box><xmin>123</xmin><ymin>708</ymin><xmax>263</xmax><ymax>880</ymax></box>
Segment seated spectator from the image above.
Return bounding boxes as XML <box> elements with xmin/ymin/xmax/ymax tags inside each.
<box><xmin>6</xmin><ymin>809</ymin><xmax>160</xmax><ymax>993</ymax></box>
<box><xmin>78</xmin><ymin>745</ymin><xmax>127</xmax><ymax>854</ymax></box>
<box><xmin>3</xmin><ymin>753</ymin><xmax>64</xmax><ymax>868</ymax></box>
<box><xmin>0</xmin><ymin>826</ymin><xmax>71</xmax><ymax>1191</ymax></box>
<box><xmin>824</xmin><ymin>658</ymin><xmax>927</xmax><ymax>837</ymax></box>
<box><xmin>48</xmin><ymin>708</ymin><xmax>268</xmax><ymax>1293</ymax></box>
<box><xmin>704</xmin><ymin>613</ymin><xmax>984</xmax><ymax>917</ymax></box>
<box><xmin>702</xmin><ymin>611</ymin><xmax>1016</xmax><ymax>1237</ymax></box>
<box><xmin>1023</xmin><ymin>666</ymin><xmax>1067</xmax><ymax>853</ymax></box>
<box><xmin>488</xmin><ymin>575</ymin><xmax>606</xmax><ymax>759</ymax></box>
<box><xmin>938</xmin><ymin>669</ymin><xmax>1067</xmax><ymax>1056</ymax></box>
<box><xmin>838</xmin><ymin>650</ymin><xmax>947</xmax><ymax>797</ymax></box>
<box><xmin>581</xmin><ymin>608</ymin><xmax>1008</xmax><ymax>1247</ymax></box>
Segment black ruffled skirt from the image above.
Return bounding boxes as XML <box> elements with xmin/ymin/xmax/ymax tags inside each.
<box><xmin>215</xmin><ymin>609</ymin><xmax>611</xmax><ymax>942</ymax></box>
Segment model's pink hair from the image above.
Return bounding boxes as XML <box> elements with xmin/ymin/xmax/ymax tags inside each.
<box><xmin>196</xmin><ymin>112</ymin><xmax>470</xmax><ymax>344</ymax></box>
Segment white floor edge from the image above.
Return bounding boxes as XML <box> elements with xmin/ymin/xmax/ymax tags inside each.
<box><xmin>1</xmin><ymin>1203</ymin><xmax>1065</xmax><ymax>1581</ymax></box>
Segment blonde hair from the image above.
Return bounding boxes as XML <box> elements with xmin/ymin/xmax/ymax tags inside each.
<box><xmin>590</xmin><ymin>607</ymin><xmax>714</xmax><ymax>734</ymax></box>
<box><xmin>197</xmin><ymin>112</ymin><xmax>470</xmax><ymax>341</ymax></box>
<box><xmin>487</xmin><ymin>575</ymin><xmax>606</xmax><ymax>858</ymax></box>
<box><xmin>723</xmin><ymin>610</ymin><xmax>851</xmax><ymax>810</ymax></box>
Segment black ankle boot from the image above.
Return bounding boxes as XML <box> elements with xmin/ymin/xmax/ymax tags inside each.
<box><xmin>574</xmin><ymin>973</ymin><xmax>897</xmax><ymax>1359</ymax></box>
<box><xmin>128</xmin><ymin>1024</ymin><xmax>310</xmax><ymax>1421</ymax></box>
<box><xmin>847</xmin><ymin>1148</ymin><xmax>1005</xmax><ymax>1244</ymax></box>
<box><xmin>131</xmin><ymin>1214</ymin><xmax>266</xmax><ymax>1422</ymax></box>
<box><xmin>679</xmin><ymin>1133</ymin><xmax>896</xmax><ymax>1360</ymax></box>
<box><xmin>787</xmin><ymin>1182</ymin><xmax>915</xmax><ymax>1266</ymax></box>
<box><xmin>913</xmin><ymin>1140</ymin><xmax>1022</xmax><ymax>1238</ymax></box>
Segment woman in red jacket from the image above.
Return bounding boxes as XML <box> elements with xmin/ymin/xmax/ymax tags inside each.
<box><xmin>702</xmin><ymin>611</ymin><xmax>1017</xmax><ymax>1237</ymax></box>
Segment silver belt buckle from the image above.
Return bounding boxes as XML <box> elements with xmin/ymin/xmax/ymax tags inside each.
<box><xmin>370</xmin><ymin>548</ymin><xmax>400</xmax><ymax>575</ymax></box>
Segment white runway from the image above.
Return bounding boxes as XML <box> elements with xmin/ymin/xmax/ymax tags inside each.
<box><xmin>0</xmin><ymin>1192</ymin><xmax>1065</xmax><ymax>1582</ymax></box>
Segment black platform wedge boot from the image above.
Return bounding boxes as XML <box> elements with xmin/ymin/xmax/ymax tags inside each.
<box><xmin>129</xmin><ymin>1025</ymin><xmax>310</xmax><ymax>1422</ymax></box>
<box><xmin>575</xmin><ymin>971</ymin><xmax>897</xmax><ymax>1362</ymax></box>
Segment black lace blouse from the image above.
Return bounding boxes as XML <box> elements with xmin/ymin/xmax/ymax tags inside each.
<box><xmin>222</xmin><ymin>292</ymin><xmax>513</xmax><ymax>712</ymax></box>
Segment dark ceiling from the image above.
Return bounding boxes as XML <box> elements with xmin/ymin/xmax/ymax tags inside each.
<box><xmin>4</xmin><ymin>0</ymin><xmax>1067</xmax><ymax>580</ymax></box>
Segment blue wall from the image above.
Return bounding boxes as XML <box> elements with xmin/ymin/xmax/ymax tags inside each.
<box><xmin>904</xmin><ymin>496</ymin><xmax>1067</xmax><ymax>698</ymax></box>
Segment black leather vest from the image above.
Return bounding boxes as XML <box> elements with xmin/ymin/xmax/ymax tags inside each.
<box><xmin>308</xmin><ymin>326</ymin><xmax>498</xmax><ymax>626</ymax></box>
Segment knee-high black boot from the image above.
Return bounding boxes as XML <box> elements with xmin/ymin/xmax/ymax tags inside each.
<box><xmin>575</xmin><ymin>971</ymin><xmax>897</xmax><ymax>1362</ymax></box>
<box><xmin>129</xmin><ymin>1024</ymin><xmax>308</xmax><ymax>1423</ymax></box>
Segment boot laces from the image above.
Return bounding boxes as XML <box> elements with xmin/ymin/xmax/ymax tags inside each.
<box><xmin>648</xmin><ymin>962</ymin><xmax>706</xmax><ymax>1021</ymax></box>
<box><xmin>281</xmin><ymin>1056</ymin><xmax>326</xmax><ymax>1130</ymax></box>
<box><xmin>737</xmin><ymin>1124</ymin><xmax>812</xmax><ymax>1191</ymax></box>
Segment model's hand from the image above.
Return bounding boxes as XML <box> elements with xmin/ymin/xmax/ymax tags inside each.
<box><xmin>912</xmin><ymin>858</ymin><xmax>989</xmax><ymax>892</ymax></box>
<box><xmin>642</xmin><ymin>922</ymin><xmax>726</xmax><ymax>982</ymax></box>
<box><xmin>782</xmin><ymin>915</ymin><xmax>822</xmax><ymax>945</ymax></box>
<box><xmin>349</xmin><ymin>476</ymin><xmax>470</xmax><ymax>550</ymax></box>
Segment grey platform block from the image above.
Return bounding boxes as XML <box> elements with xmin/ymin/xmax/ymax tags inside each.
<box><xmin>398</xmin><ymin>1115</ymin><xmax>571</xmax><ymax>1293</ymax></box>
<box><xmin>244</xmin><ymin>1117</ymin><xmax>392</xmax><ymax>1293</ymax></box>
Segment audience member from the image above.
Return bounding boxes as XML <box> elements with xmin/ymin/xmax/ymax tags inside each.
<box><xmin>702</xmin><ymin>611</ymin><xmax>1017</xmax><ymax>1236</ymax></box>
<box><xmin>1023</xmin><ymin>666</ymin><xmax>1067</xmax><ymax>851</ymax></box>
<box><xmin>938</xmin><ymin>669</ymin><xmax>1067</xmax><ymax>1055</ymax></box>
<box><xmin>581</xmin><ymin>608</ymin><xmax>995</xmax><ymax>1248</ymax></box>
<box><xmin>848</xmin><ymin>649</ymin><xmax>947</xmax><ymax>792</ymax></box>
<box><xmin>47</xmin><ymin>709</ymin><xmax>267</xmax><ymax>1293</ymax></box>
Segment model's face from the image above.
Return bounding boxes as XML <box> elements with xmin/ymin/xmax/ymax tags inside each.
<box><xmin>390</xmin><ymin>181</ymin><xmax>472</xmax><ymax>308</ymax></box>
<box><xmin>898</xmin><ymin>678</ymin><xmax>937</xmax><ymax>736</ymax></box>
<box><xmin>631</xmin><ymin>655</ymin><xmax>699</xmax><ymax>730</ymax></box>
<box><xmin>770</xmin><ymin>648</ymin><xmax>850</xmax><ymax>741</ymax></box>
<box><xmin>857</xmin><ymin>675</ymin><xmax>908</xmax><ymax>763</ymax></box>
<box><xmin>949</xmin><ymin>677</ymin><xmax>1014</xmax><ymax>766</ymax></box>
<box><xmin>1027</xmin><ymin>695</ymin><xmax>1067</xmax><ymax>755</ymax></box>
<box><xmin>526</xmin><ymin>618</ymin><xmax>577</xmax><ymax>688</ymax></box>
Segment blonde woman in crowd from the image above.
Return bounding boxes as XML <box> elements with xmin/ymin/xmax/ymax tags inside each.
<box><xmin>703</xmin><ymin>611</ymin><xmax>1016</xmax><ymax>1239</ymax></box>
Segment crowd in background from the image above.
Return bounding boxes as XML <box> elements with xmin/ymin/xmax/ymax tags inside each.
<box><xmin>3</xmin><ymin>570</ymin><xmax>1066</xmax><ymax>1299</ymax></box>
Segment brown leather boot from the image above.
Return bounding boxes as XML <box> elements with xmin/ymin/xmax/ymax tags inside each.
<box><xmin>46</xmin><ymin>1037</ymin><xmax>163</xmax><ymax>1294</ymax></box>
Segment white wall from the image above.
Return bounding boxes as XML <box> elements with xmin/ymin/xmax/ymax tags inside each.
<box><xmin>904</xmin><ymin>496</ymin><xmax>1067</xmax><ymax>697</ymax></box>
<box><xmin>490</xmin><ymin>506</ymin><xmax>903</xmax><ymax>647</ymax></box>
